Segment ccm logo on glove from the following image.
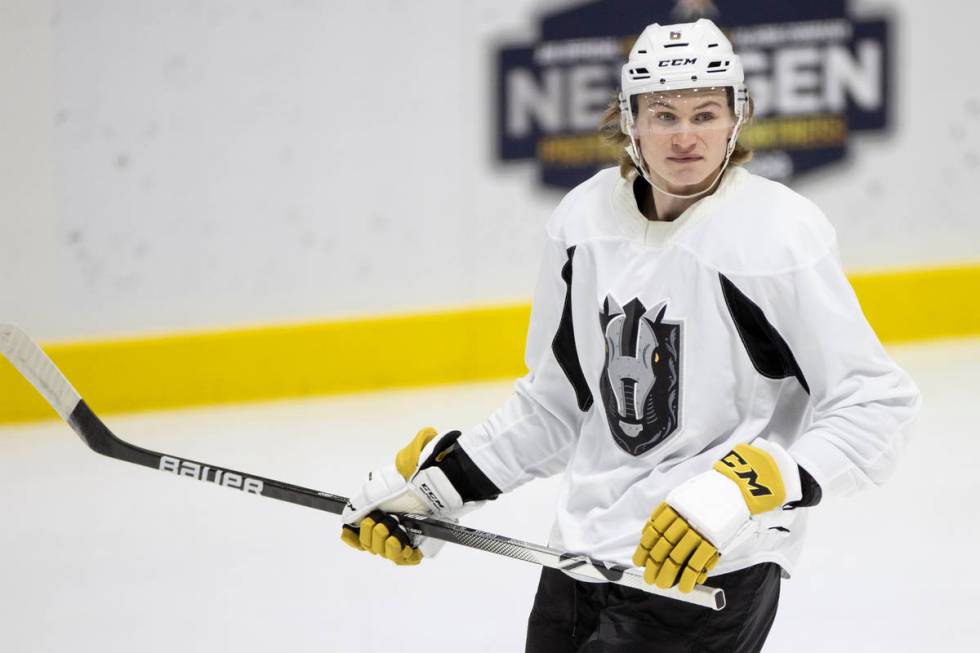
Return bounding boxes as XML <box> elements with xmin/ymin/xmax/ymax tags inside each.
<box><xmin>713</xmin><ymin>443</ymin><xmax>788</xmax><ymax>514</ymax></box>
<box><xmin>717</xmin><ymin>449</ymin><xmax>773</xmax><ymax>496</ymax></box>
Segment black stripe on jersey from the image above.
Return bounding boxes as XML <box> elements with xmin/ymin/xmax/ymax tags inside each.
<box><xmin>552</xmin><ymin>246</ymin><xmax>594</xmax><ymax>412</ymax></box>
<box><xmin>718</xmin><ymin>273</ymin><xmax>810</xmax><ymax>394</ymax></box>
<box><xmin>789</xmin><ymin>465</ymin><xmax>823</xmax><ymax>508</ymax></box>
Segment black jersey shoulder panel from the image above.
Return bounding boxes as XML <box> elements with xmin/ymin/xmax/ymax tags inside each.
<box><xmin>719</xmin><ymin>273</ymin><xmax>810</xmax><ymax>394</ymax></box>
<box><xmin>552</xmin><ymin>246</ymin><xmax>594</xmax><ymax>412</ymax></box>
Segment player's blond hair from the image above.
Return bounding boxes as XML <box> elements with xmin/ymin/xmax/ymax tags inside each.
<box><xmin>599</xmin><ymin>92</ymin><xmax>755</xmax><ymax>179</ymax></box>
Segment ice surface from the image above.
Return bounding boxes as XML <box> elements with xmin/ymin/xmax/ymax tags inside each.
<box><xmin>1</xmin><ymin>337</ymin><xmax>977</xmax><ymax>652</ymax></box>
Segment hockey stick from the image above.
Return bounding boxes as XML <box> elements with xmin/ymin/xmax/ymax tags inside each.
<box><xmin>0</xmin><ymin>323</ymin><xmax>725</xmax><ymax>610</ymax></box>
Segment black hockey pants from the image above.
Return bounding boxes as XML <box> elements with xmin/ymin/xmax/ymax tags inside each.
<box><xmin>525</xmin><ymin>563</ymin><xmax>781</xmax><ymax>653</ymax></box>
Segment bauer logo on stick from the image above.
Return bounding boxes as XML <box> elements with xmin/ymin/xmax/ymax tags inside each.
<box><xmin>159</xmin><ymin>455</ymin><xmax>264</xmax><ymax>495</ymax></box>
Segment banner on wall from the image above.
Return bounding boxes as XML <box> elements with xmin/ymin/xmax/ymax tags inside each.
<box><xmin>496</xmin><ymin>0</ymin><xmax>891</xmax><ymax>189</ymax></box>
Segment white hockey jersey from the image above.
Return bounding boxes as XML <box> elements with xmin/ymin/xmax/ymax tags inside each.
<box><xmin>457</xmin><ymin>165</ymin><xmax>921</xmax><ymax>577</ymax></box>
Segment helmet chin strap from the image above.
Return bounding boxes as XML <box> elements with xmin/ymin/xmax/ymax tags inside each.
<box><xmin>626</xmin><ymin>116</ymin><xmax>745</xmax><ymax>201</ymax></box>
<box><xmin>645</xmin><ymin>161</ymin><xmax>729</xmax><ymax>200</ymax></box>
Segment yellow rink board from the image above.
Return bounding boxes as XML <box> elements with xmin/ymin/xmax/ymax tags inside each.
<box><xmin>1</xmin><ymin>264</ymin><xmax>978</xmax><ymax>424</ymax></box>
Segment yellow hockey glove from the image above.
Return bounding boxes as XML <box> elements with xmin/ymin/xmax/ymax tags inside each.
<box><xmin>340</xmin><ymin>427</ymin><xmax>465</xmax><ymax>566</ymax></box>
<box><xmin>340</xmin><ymin>511</ymin><xmax>423</xmax><ymax>566</ymax></box>
<box><xmin>633</xmin><ymin>502</ymin><xmax>720</xmax><ymax>592</ymax></box>
<box><xmin>633</xmin><ymin>439</ymin><xmax>802</xmax><ymax>592</ymax></box>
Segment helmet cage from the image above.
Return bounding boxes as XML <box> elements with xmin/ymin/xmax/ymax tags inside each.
<box><xmin>619</xmin><ymin>83</ymin><xmax>748</xmax><ymax>188</ymax></box>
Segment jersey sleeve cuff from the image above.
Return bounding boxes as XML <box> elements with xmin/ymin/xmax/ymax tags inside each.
<box><xmin>419</xmin><ymin>430</ymin><xmax>502</xmax><ymax>503</ymax></box>
<box><xmin>788</xmin><ymin>430</ymin><xmax>868</xmax><ymax>499</ymax></box>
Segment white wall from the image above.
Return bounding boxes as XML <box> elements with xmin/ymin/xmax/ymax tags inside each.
<box><xmin>1</xmin><ymin>0</ymin><xmax>977</xmax><ymax>341</ymax></box>
<box><xmin>0</xmin><ymin>0</ymin><xmax>60</xmax><ymax>335</ymax></box>
<box><xmin>802</xmin><ymin>0</ymin><xmax>980</xmax><ymax>273</ymax></box>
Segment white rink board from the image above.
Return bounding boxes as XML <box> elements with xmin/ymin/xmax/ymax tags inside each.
<box><xmin>2</xmin><ymin>0</ymin><xmax>979</xmax><ymax>341</ymax></box>
<box><xmin>1</xmin><ymin>337</ymin><xmax>977</xmax><ymax>652</ymax></box>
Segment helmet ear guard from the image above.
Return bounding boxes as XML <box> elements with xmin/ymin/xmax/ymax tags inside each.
<box><xmin>618</xmin><ymin>92</ymin><xmax>630</xmax><ymax>136</ymax></box>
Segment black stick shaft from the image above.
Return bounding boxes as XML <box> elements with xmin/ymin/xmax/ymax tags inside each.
<box><xmin>69</xmin><ymin>400</ymin><xmax>348</xmax><ymax>514</ymax></box>
<box><xmin>0</xmin><ymin>323</ymin><xmax>725</xmax><ymax>610</ymax></box>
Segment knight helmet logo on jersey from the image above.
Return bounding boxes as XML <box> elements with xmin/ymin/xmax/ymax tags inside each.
<box><xmin>599</xmin><ymin>296</ymin><xmax>681</xmax><ymax>457</ymax></box>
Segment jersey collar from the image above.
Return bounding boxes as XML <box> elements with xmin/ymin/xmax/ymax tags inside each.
<box><xmin>613</xmin><ymin>166</ymin><xmax>746</xmax><ymax>247</ymax></box>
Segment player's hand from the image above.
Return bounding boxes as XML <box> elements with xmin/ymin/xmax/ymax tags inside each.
<box><xmin>340</xmin><ymin>427</ymin><xmax>465</xmax><ymax>566</ymax></box>
<box><xmin>632</xmin><ymin>439</ymin><xmax>802</xmax><ymax>592</ymax></box>
<box><xmin>341</xmin><ymin>509</ymin><xmax>424</xmax><ymax>566</ymax></box>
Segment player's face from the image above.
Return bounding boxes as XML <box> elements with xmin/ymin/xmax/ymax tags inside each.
<box><xmin>633</xmin><ymin>89</ymin><xmax>736</xmax><ymax>194</ymax></box>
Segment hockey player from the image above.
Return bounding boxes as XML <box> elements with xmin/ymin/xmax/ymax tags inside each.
<box><xmin>340</xmin><ymin>18</ymin><xmax>920</xmax><ymax>652</ymax></box>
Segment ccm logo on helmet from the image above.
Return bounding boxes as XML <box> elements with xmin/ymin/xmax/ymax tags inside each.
<box><xmin>659</xmin><ymin>58</ymin><xmax>697</xmax><ymax>67</ymax></box>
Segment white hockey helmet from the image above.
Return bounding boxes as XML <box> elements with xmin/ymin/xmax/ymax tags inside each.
<box><xmin>619</xmin><ymin>19</ymin><xmax>749</xmax><ymax>195</ymax></box>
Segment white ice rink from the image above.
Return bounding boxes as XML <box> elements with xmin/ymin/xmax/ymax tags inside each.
<box><xmin>2</xmin><ymin>337</ymin><xmax>978</xmax><ymax>652</ymax></box>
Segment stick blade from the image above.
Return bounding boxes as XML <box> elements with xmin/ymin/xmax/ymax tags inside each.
<box><xmin>0</xmin><ymin>324</ymin><xmax>82</xmax><ymax>421</ymax></box>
